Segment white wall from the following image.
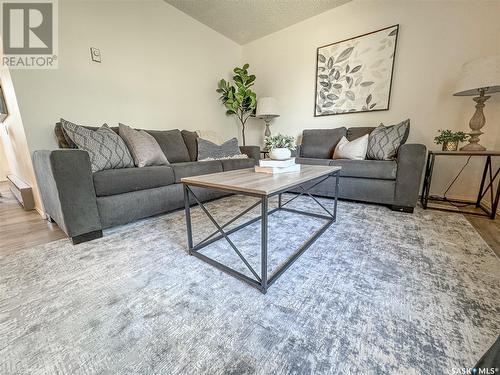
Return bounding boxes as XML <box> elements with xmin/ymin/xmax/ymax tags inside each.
<box><xmin>0</xmin><ymin>140</ymin><xmax>9</xmax><ymax>181</ymax></box>
<box><xmin>0</xmin><ymin>60</ymin><xmax>40</xmax><ymax>207</ymax></box>
<box><xmin>243</xmin><ymin>0</ymin><xmax>500</xmax><ymax>201</ymax></box>
<box><xmin>10</xmin><ymin>0</ymin><xmax>242</xmax><ymax>153</ymax></box>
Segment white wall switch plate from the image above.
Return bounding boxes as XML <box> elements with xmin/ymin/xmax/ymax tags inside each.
<box><xmin>90</xmin><ymin>47</ymin><xmax>101</xmax><ymax>63</ymax></box>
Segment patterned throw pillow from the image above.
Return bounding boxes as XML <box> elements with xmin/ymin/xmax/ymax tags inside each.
<box><xmin>61</xmin><ymin>119</ymin><xmax>134</xmax><ymax>172</ymax></box>
<box><xmin>366</xmin><ymin>119</ymin><xmax>410</xmax><ymax>160</ymax></box>
<box><xmin>197</xmin><ymin>137</ymin><xmax>246</xmax><ymax>161</ymax></box>
<box><xmin>119</xmin><ymin>124</ymin><xmax>169</xmax><ymax>167</ymax></box>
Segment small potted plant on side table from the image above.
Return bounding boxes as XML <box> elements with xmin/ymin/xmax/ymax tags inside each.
<box><xmin>264</xmin><ymin>134</ymin><xmax>296</xmax><ymax>160</ymax></box>
<box><xmin>434</xmin><ymin>130</ymin><xmax>469</xmax><ymax>151</ymax></box>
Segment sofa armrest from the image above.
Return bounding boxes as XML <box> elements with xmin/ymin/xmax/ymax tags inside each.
<box><xmin>394</xmin><ymin>144</ymin><xmax>427</xmax><ymax>208</ymax></box>
<box><xmin>33</xmin><ymin>150</ymin><xmax>102</xmax><ymax>242</ymax></box>
<box><xmin>240</xmin><ymin>146</ymin><xmax>260</xmax><ymax>164</ymax></box>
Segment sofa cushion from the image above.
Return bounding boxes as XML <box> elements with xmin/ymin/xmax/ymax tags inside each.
<box><xmin>146</xmin><ymin>129</ymin><xmax>191</xmax><ymax>163</ymax></box>
<box><xmin>172</xmin><ymin>160</ymin><xmax>223</xmax><ymax>183</ymax></box>
<box><xmin>333</xmin><ymin>135</ymin><xmax>369</xmax><ymax>160</ymax></box>
<box><xmin>366</xmin><ymin>120</ymin><xmax>410</xmax><ymax>160</ymax></box>
<box><xmin>301</xmin><ymin>128</ymin><xmax>347</xmax><ymax>159</ymax></box>
<box><xmin>220</xmin><ymin>158</ymin><xmax>256</xmax><ymax>171</ymax></box>
<box><xmin>61</xmin><ymin>120</ymin><xmax>134</xmax><ymax>172</ymax></box>
<box><xmin>329</xmin><ymin>159</ymin><xmax>397</xmax><ymax>180</ymax></box>
<box><xmin>346</xmin><ymin>127</ymin><xmax>375</xmax><ymax>141</ymax></box>
<box><xmin>197</xmin><ymin>137</ymin><xmax>243</xmax><ymax>161</ymax></box>
<box><xmin>93</xmin><ymin>166</ymin><xmax>175</xmax><ymax>196</ymax></box>
<box><xmin>181</xmin><ymin>130</ymin><xmax>198</xmax><ymax>161</ymax></box>
<box><xmin>295</xmin><ymin>157</ymin><xmax>332</xmax><ymax>166</ymax></box>
<box><xmin>119</xmin><ymin>124</ymin><xmax>169</xmax><ymax>167</ymax></box>
<box><xmin>55</xmin><ymin>122</ymin><xmax>119</xmax><ymax>149</ymax></box>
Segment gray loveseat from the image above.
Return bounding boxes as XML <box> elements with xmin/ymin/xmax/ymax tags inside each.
<box><xmin>293</xmin><ymin>126</ymin><xmax>426</xmax><ymax>212</ymax></box>
<box><xmin>33</xmin><ymin>124</ymin><xmax>259</xmax><ymax>244</ymax></box>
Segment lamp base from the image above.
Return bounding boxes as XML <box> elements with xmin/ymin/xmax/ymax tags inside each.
<box><xmin>460</xmin><ymin>139</ymin><xmax>486</xmax><ymax>151</ymax></box>
<box><xmin>264</xmin><ymin>121</ymin><xmax>271</xmax><ymax>137</ymax></box>
<box><xmin>460</xmin><ymin>91</ymin><xmax>489</xmax><ymax>151</ymax></box>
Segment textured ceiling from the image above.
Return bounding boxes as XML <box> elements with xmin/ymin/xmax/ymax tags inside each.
<box><xmin>163</xmin><ymin>0</ymin><xmax>351</xmax><ymax>45</ymax></box>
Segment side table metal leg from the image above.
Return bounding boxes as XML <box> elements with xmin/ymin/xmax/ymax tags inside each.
<box><xmin>261</xmin><ymin>196</ymin><xmax>268</xmax><ymax>294</ymax></box>
<box><xmin>491</xmin><ymin>178</ymin><xmax>500</xmax><ymax>220</ymax></box>
<box><xmin>476</xmin><ymin>156</ymin><xmax>491</xmax><ymax>208</ymax></box>
<box><xmin>421</xmin><ymin>154</ymin><xmax>431</xmax><ymax>207</ymax></box>
<box><xmin>184</xmin><ymin>184</ymin><xmax>193</xmax><ymax>254</ymax></box>
<box><xmin>423</xmin><ymin>154</ymin><xmax>435</xmax><ymax>209</ymax></box>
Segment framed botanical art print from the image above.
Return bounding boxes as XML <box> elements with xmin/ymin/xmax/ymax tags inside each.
<box><xmin>314</xmin><ymin>25</ymin><xmax>399</xmax><ymax>116</ymax></box>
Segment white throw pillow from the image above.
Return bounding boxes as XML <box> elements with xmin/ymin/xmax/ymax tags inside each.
<box><xmin>333</xmin><ymin>134</ymin><xmax>369</xmax><ymax>160</ymax></box>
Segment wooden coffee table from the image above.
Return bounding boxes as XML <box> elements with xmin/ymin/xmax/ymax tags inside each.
<box><xmin>181</xmin><ymin>165</ymin><xmax>341</xmax><ymax>294</ymax></box>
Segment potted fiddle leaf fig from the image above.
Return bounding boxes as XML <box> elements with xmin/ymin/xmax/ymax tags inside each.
<box><xmin>434</xmin><ymin>130</ymin><xmax>469</xmax><ymax>151</ymax></box>
<box><xmin>264</xmin><ymin>134</ymin><xmax>296</xmax><ymax>160</ymax></box>
<box><xmin>216</xmin><ymin>64</ymin><xmax>257</xmax><ymax>146</ymax></box>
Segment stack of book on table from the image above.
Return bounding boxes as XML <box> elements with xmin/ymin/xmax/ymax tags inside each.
<box><xmin>254</xmin><ymin>158</ymin><xmax>300</xmax><ymax>174</ymax></box>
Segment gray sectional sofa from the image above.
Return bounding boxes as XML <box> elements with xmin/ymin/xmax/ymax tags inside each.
<box><xmin>33</xmin><ymin>123</ymin><xmax>426</xmax><ymax>245</ymax></box>
<box><xmin>33</xmin><ymin>124</ymin><xmax>259</xmax><ymax>244</ymax></box>
<box><xmin>293</xmin><ymin>126</ymin><xmax>426</xmax><ymax>212</ymax></box>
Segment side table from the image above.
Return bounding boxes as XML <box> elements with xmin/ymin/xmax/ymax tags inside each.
<box><xmin>421</xmin><ymin>150</ymin><xmax>500</xmax><ymax>219</ymax></box>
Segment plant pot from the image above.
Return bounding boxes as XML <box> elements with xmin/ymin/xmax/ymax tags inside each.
<box><xmin>269</xmin><ymin>148</ymin><xmax>291</xmax><ymax>160</ymax></box>
<box><xmin>442</xmin><ymin>141</ymin><xmax>458</xmax><ymax>151</ymax></box>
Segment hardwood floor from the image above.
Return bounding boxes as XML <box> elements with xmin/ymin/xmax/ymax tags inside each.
<box><xmin>1</xmin><ymin>181</ymin><xmax>498</xmax><ymax>258</ymax></box>
<box><xmin>0</xmin><ymin>182</ymin><xmax>65</xmax><ymax>254</ymax></box>
<box><xmin>464</xmin><ymin>214</ymin><xmax>500</xmax><ymax>258</ymax></box>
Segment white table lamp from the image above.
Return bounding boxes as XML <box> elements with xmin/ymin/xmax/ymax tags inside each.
<box><xmin>256</xmin><ymin>97</ymin><xmax>279</xmax><ymax>137</ymax></box>
<box><xmin>453</xmin><ymin>55</ymin><xmax>500</xmax><ymax>151</ymax></box>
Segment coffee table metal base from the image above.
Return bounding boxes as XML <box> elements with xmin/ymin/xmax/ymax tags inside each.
<box><xmin>183</xmin><ymin>172</ymin><xmax>339</xmax><ymax>294</ymax></box>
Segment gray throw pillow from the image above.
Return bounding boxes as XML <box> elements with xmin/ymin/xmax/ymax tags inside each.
<box><xmin>61</xmin><ymin>119</ymin><xmax>134</xmax><ymax>172</ymax></box>
<box><xmin>197</xmin><ymin>137</ymin><xmax>245</xmax><ymax>161</ymax></box>
<box><xmin>366</xmin><ymin>119</ymin><xmax>410</xmax><ymax>160</ymax></box>
<box><xmin>119</xmin><ymin>124</ymin><xmax>169</xmax><ymax>167</ymax></box>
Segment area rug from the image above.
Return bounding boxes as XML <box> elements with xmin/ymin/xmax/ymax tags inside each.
<box><xmin>1</xmin><ymin>195</ymin><xmax>499</xmax><ymax>374</ymax></box>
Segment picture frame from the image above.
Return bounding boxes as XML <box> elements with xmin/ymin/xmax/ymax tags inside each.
<box><xmin>314</xmin><ymin>25</ymin><xmax>399</xmax><ymax>117</ymax></box>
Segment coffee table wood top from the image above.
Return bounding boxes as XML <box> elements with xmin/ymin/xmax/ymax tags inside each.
<box><xmin>181</xmin><ymin>165</ymin><xmax>340</xmax><ymax>197</ymax></box>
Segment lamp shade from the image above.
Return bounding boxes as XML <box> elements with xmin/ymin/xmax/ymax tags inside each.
<box><xmin>256</xmin><ymin>97</ymin><xmax>279</xmax><ymax>118</ymax></box>
<box><xmin>454</xmin><ymin>55</ymin><xmax>500</xmax><ymax>96</ymax></box>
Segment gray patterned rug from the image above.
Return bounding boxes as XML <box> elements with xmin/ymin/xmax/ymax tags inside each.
<box><xmin>1</xmin><ymin>195</ymin><xmax>499</xmax><ymax>374</ymax></box>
